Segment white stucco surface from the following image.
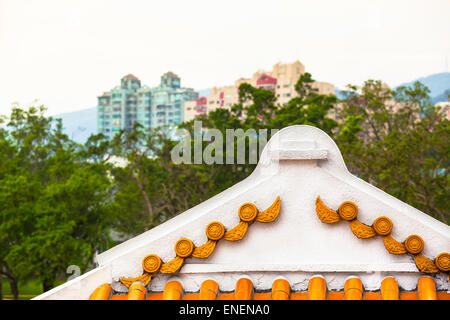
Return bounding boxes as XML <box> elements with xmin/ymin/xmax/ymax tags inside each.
<box><xmin>34</xmin><ymin>125</ymin><xmax>450</xmax><ymax>300</ymax></box>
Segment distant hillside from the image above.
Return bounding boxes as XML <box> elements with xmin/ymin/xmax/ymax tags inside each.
<box><xmin>334</xmin><ymin>72</ymin><xmax>450</xmax><ymax>103</ymax></box>
<box><xmin>432</xmin><ymin>89</ymin><xmax>450</xmax><ymax>104</ymax></box>
<box><xmin>396</xmin><ymin>72</ymin><xmax>450</xmax><ymax>102</ymax></box>
<box><xmin>335</xmin><ymin>89</ymin><xmax>350</xmax><ymax>100</ymax></box>
<box><xmin>54</xmin><ymin>107</ymin><xmax>97</xmax><ymax>144</ymax></box>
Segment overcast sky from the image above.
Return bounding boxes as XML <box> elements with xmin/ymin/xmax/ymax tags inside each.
<box><xmin>1</xmin><ymin>0</ymin><xmax>449</xmax><ymax>116</ymax></box>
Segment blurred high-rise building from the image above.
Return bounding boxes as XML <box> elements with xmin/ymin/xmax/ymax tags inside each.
<box><xmin>97</xmin><ymin>72</ymin><xmax>198</xmax><ymax>139</ymax></box>
<box><xmin>150</xmin><ymin>72</ymin><xmax>198</xmax><ymax>129</ymax></box>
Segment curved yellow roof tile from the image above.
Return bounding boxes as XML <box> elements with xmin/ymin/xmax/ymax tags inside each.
<box><xmin>199</xmin><ymin>279</ymin><xmax>219</xmax><ymax>300</ymax></box>
<box><xmin>127</xmin><ymin>282</ymin><xmax>146</xmax><ymax>300</ymax></box>
<box><xmin>344</xmin><ymin>277</ymin><xmax>363</xmax><ymax>300</ymax></box>
<box><xmin>380</xmin><ymin>277</ymin><xmax>399</xmax><ymax>300</ymax></box>
<box><xmin>234</xmin><ymin>278</ymin><xmax>253</xmax><ymax>300</ymax></box>
<box><xmin>163</xmin><ymin>280</ymin><xmax>183</xmax><ymax>300</ymax></box>
<box><xmin>271</xmin><ymin>278</ymin><xmax>290</xmax><ymax>300</ymax></box>
<box><xmin>417</xmin><ymin>276</ymin><xmax>437</xmax><ymax>300</ymax></box>
<box><xmin>91</xmin><ymin>275</ymin><xmax>450</xmax><ymax>301</ymax></box>
<box><xmin>308</xmin><ymin>276</ymin><xmax>327</xmax><ymax>300</ymax></box>
<box><xmin>89</xmin><ymin>283</ymin><xmax>112</xmax><ymax>300</ymax></box>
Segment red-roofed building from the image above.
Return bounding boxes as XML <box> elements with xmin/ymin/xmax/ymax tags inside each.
<box><xmin>196</xmin><ymin>96</ymin><xmax>207</xmax><ymax>106</ymax></box>
<box><xmin>204</xmin><ymin>61</ymin><xmax>335</xmax><ymax>115</ymax></box>
<box><xmin>256</xmin><ymin>74</ymin><xmax>277</xmax><ymax>92</ymax></box>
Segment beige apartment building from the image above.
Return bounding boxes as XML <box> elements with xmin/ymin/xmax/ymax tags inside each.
<box><xmin>184</xmin><ymin>60</ymin><xmax>335</xmax><ymax>122</ymax></box>
<box><xmin>435</xmin><ymin>101</ymin><xmax>450</xmax><ymax>120</ymax></box>
<box><xmin>184</xmin><ymin>99</ymin><xmax>207</xmax><ymax>122</ymax></box>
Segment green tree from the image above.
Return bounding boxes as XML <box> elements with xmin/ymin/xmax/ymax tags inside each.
<box><xmin>337</xmin><ymin>81</ymin><xmax>449</xmax><ymax>223</ymax></box>
<box><xmin>176</xmin><ymin>73</ymin><xmax>340</xmax><ymax>206</ymax></box>
<box><xmin>272</xmin><ymin>72</ymin><xmax>338</xmax><ymax>135</ymax></box>
<box><xmin>0</xmin><ymin>105</ymin><xmax>115</xmax><ymax>296</ymax></box>
<box><xmin>108</xmin><ymin>124</ymin><xmax>218</xmax><ymax>237</ymax></box>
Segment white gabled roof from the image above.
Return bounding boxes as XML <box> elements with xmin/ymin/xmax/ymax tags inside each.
<box><xmin>35</xmin><ymin>125</ymin><xmax>450</xmax><ymax>300</ymax></box>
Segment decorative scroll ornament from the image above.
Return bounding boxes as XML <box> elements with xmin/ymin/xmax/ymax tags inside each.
<box><xmin>160</xmin><ymin>256</ymin><xmax>185</xmax><ymax>274</ymax></box>
<box><xmin>206</xmin><ymin>221</ymin><xmax>226</xmax><ymax>240</ymax></box>
<box><xmin>256</xmin><ymin>196</ymin><xmax>281</xmax><ymax>223</ymax></box>
<box><xmin>142</xmin><ymin>254</ymin><xmax>162</xmax><ymax>273</ymax></box>
<box><xmin>338</xmin><ymin>201</ymin><xmax>358</xmax><ymax>221</ymax></box>
<box><xmin>238</xmin><ymin>203</ymin><xmax>258</xmax><ymax>222</ymax></box>
<box><xmin>120</xmin><ymin>273</ymin><xmax>152</xmax><ymax>288</ymax></box>
<box><xmin>415</xmin><ymin>254</ymin><xmax>439</xmax><ymax>273</ymax></box>
<box><xmin>175</xmin><ymin>238</ymin><xmax>194</xmax><ymax>258</ymax></box>
<box><xmin>349</xmin><ymin>220</ymin><xmax>376</xmax><ymax>239</ymax></box>
<box><xmin>382</xmin><ymin>235</ymin><xmax>407</xmax><ymax>254</ymax></box>
<box><xmin>119</xmin><ymin>196</ymin><xmax>281</xmax><ymax>288</ymax></box>
<box><xmin>435</xmin><ymin>252</ymin><xmax>450</xmax><ymax>272</ymax></box>
<box><xmin>315</xmin><ymin>196</ymin><xmax>340</xmax><ymax>224</ymax></box>
<box><xmin>224</xmin><ymin>221</ymin><xmax>249</xmax><ymax>241</ymax></box>
<box><xmin>314</xmin><ymin>196</ymin><xmax>447</xmax><ymax>274</ymax></box>
<box><xmin>373</xmin><ymin>216</ymin><xmax>393</xmax><ymax>236</ymax></box>
<box><xmin>160</xmin><ymin>238</ymin><xmax>194</xmax><ymax>273</ymax></box>
<box><xmin>192</xmin><ymin>240</ymin><xmax>217</xmax><ymax>259</ymax></box>
<box><xmin>192</xmin><ymin>221</ymin><xmax>225</xmax><ymax>258</ymax></box>
<box><xmin>404</xmin><ymin>235</ymin><xmax>424</xmax><ymax>255</ymax></box>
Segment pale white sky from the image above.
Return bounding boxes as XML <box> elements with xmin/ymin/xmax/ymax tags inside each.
<box><xmin>1</xmin><ymin>0</ymin><xmax>449</xmax><ymax>115</ymax></box>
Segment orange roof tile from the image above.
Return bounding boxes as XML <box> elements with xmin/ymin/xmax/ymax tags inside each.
<box><xmin>90</xmin><ymin>275</ymin><xmax>449</xmax><ymax>300</ymax></box>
